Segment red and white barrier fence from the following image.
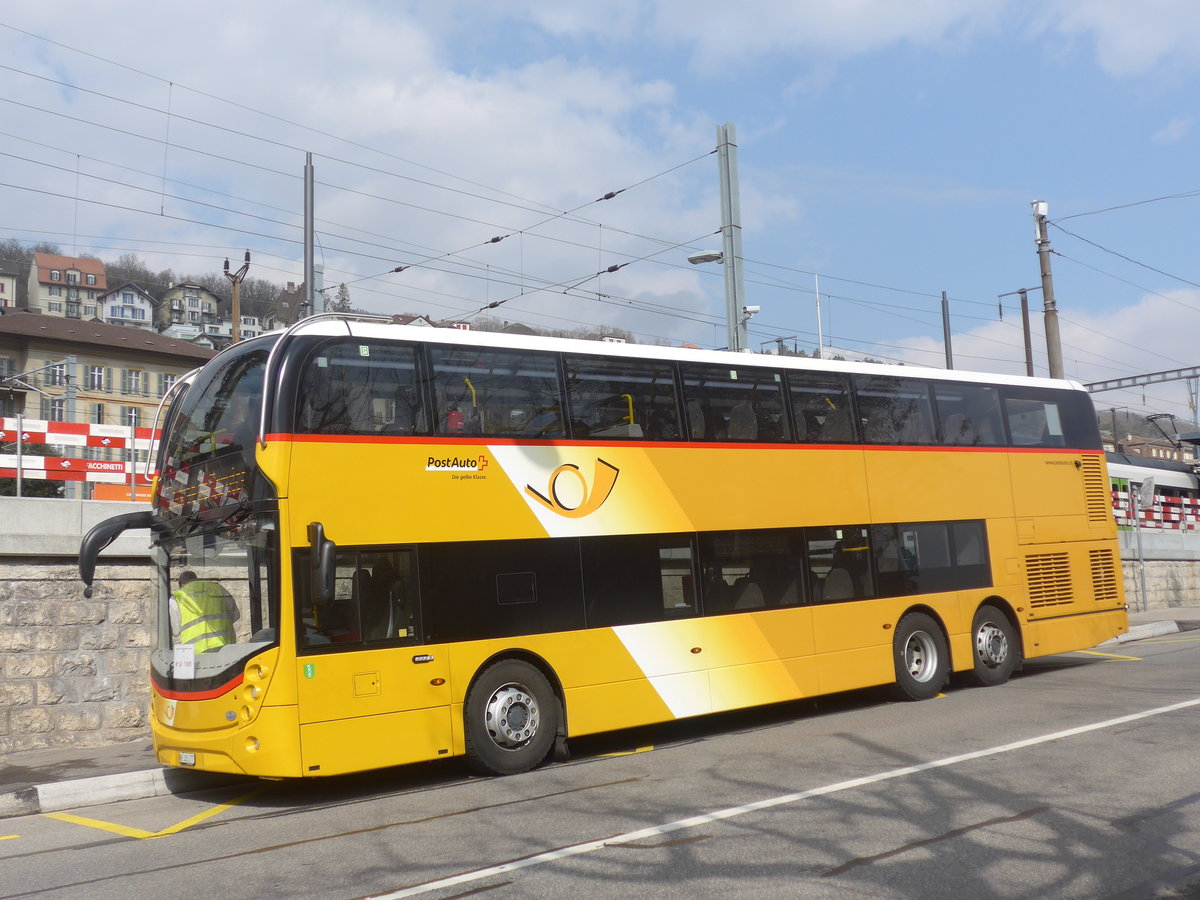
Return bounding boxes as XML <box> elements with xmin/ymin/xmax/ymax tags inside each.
<box><xmin>1112</xmin><ymin>488</ymin><xmax>1200</xmax><ymax>532</ymax></box>
<box><xmin>0</xmin><ymin>417</ymin><xmax>159</xmax><ymax>484</ymax></box>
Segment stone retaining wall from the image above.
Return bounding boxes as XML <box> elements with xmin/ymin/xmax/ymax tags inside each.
<box><xmin>1122</xmin><ymin>559</ymin><xmax>1200</xmax><ymax>613</ymax></box>
<box><xmin>0</xmin><ymin>561</ymin><xmax>154</xmax><ymax>756</ymax></box>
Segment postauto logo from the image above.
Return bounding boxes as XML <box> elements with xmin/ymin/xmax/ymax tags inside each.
<box><xmin>525</xmin><ymin>458</ymin><xmax>619</xmax><ymax>519</ymax></box>
<box><xmin>426</xmin><ymin>453</ymin><xmax>490</xmax><ymax>472</ymax></box>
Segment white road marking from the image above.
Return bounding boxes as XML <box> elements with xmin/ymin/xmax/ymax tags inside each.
<box><xmin>371</xmin><ymin>697</ymin><xmax>1200</xmax><ymax>898</ymax></box>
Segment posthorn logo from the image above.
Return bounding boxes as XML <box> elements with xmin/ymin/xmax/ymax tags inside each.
<box><xmin>525</xmin><ymin>458</ymin><xmax>619</xmax><ymax>518</ymax></box>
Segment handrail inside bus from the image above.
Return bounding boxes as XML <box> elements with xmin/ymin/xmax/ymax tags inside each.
<box><xmin>258</xmin><ymin>312</ymin><xmax>393</xmax><ymax>448</ymax></box>
<box><xmin>621</xmin><ymin>393</ymin><xmax>635</xmax><ymax>425</ymax></box>
<box><xmin>145</xmin><ymin>368</ymin><xmax>199</xmax><ymax>481</ymax></box>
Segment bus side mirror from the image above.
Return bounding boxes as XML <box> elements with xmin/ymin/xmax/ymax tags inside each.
<box><xmin>80</xmin><ymin>510</ymin><xmax>156</xmax><ymax>598</ymax></box>
<box><xmin>308</xmin><ymin>522</ymin><xmax>337</xmax><ymax>604</ymax></box>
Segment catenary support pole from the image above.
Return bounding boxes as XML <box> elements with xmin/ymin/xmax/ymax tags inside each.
<box><xmin>1032</xmin><ymin>201</ymin><xmax>1064</xmax><ymax>379</ymax></box>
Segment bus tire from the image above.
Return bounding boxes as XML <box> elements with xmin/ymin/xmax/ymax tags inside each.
<box><xmin>891</xmin><ymin>612</ymin><xmax>949</xmax><ymax>701</ymax></box>
<box><xmin>969</xmin><ymin>604</ymin><xmax>1018</xmax><ymax>687</ymax></box>
<box><xmin>464</xmin><ymin>659</ymin><xmax>559</xmax><ymax>776</ymax></box>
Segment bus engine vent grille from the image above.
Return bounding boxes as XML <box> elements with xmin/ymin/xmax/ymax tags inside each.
<box><xmin>1026</xmin><ymin>552</ymin><xmax>1073</xmax><ymax>608</ymax></box>
<box><xmin>1081</xmin><ymin>455</ymin><xmax>1110</xmax><ymax>523</ymax></box>
<box><xmin>1089</xmin><ymin>548</ymin><xmax>1119</xmax><ymax>603</ymax></box>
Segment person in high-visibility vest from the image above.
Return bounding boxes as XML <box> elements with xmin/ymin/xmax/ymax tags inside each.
<box><xmin>169</xmin><ymin>571</ymin><xmax>239</xmax><ymax>652</ymax></box>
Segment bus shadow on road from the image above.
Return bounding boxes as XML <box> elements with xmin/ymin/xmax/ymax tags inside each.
<box><xmin>197</xmin><ymin>651</ymin><xmax>1117</xmax><ymax>819</ymax></box>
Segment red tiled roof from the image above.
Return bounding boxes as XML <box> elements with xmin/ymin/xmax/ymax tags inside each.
<box><xmin>31</xmin><ymin>253</ymin><xmax>108</xmax><ymax>291</ymax></box>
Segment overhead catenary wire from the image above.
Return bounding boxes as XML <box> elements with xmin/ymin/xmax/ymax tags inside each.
<box><xmin>5</xmin><ymin>22</ymin><xmax>1195</xmax><ymax>394</ymax></box>
<box><xmin>1049</xmin><ymin>222</ymin><xmax>1200</xmax><ymax>291</ymax></box>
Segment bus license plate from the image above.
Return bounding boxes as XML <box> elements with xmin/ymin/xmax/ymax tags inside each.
<box><xmin>179</xmin><ymin>752</ymin><xmax>196</xmax><ymax>766</ymax></box>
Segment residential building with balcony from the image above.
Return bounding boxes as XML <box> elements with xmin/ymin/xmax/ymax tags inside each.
<box><xmin>96</xmin><ymin>282</ymin><xmax>157</xmax><ymax>330</ymax></box>
<box><xmin>24</xmin><ymin>253</ymin><xmax>107</xmax><ymax>319</ymax></box>
<box><xmin>156</xmin><ymin>282</ymin><xmax>224</xmax><ymax>331</ymax></box>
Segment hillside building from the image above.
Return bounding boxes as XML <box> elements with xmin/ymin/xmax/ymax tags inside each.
<box><xmin>24</xmin><ymin>253</ymin><xmax>107</xmax><ymax>319</ymax></box>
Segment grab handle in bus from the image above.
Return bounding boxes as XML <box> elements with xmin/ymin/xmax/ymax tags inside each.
<box><xmin>308</xmin><ymin>522</ymin><xmax>337</xmax><ymax>605</ymax></box>
<box><xmin>621</xmin><ymin>393</ymin><xmax>634</xmax><ymax>425</ymax></box>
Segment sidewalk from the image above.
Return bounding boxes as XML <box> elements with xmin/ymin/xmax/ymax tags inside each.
<box><xmin>3</xmin><ymin>605</ymin><xmax>1198</xmax><ymax>820</ymax></box>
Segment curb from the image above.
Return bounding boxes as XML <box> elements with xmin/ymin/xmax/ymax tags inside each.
<box><xmin>0</xmin><ymin>768</ymin><xmax>248</xmax><ymax>820</ymax></box>
<box><xmin>1105</xmin><ymin>620</ymin><xmax>1181</xmax><ymax>644</ymax></box>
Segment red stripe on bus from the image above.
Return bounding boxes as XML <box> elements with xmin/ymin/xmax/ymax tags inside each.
<box><xmin>153</xmin><ymin>672</ymin><xmax>243</xmax><ymax>700</ymax></box>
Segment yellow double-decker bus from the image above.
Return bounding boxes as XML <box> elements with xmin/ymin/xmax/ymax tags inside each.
<box><xmin>80</xmin><ymin>315</ymin><xmax>1128</xmax><ymax>778</ymax></box>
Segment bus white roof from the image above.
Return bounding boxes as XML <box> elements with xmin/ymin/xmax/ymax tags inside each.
<box><xmin>257</xmin><ymin>316</ymin><xmax>1088</xmax><ymax>393</ymax></box>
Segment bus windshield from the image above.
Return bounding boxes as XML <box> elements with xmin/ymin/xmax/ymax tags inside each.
<box><xmin>153</xmin><ymin>508</ymin><xmax>279</xmax><ymax>686</ymax></box>
<box><xmin>155</xmin><ymin>345</ymin><xmax>267</xmax><ymax>520</ymax></box>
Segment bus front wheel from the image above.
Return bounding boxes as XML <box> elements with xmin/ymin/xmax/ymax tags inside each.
<box><xmin>464</xmin><ymin>659</ymin><xmax>559</xmax><ymax>776</ymax></box>
<box><xmin>969</xmin><ymin>605</ymin><xmax>1018</xmax><ymax>687</ymax></box>
<box><xmin>891</xmin><ymin>612</ymin><xmax>949</xmax><ymax>701</ymax></box>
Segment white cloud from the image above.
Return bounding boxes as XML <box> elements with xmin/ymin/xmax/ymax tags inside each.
<box><xmin>509</xmin><ymin>0</ymin><xmax>1003</xmax><ymax>62</ymax></box>
<box><xmin>1152</xmin><ymin>115</ymin><xmax>1194</xmax><ymax>144</ymax></box>
<box><xmin>1035</xmin><ymin>0</ymin><xmax>1200</xmax><ymax>78</ymax></box>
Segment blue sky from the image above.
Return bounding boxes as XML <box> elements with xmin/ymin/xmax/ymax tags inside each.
<box><xmin>3</xmin><ymin>2</ymin><xmax>1200</xmax><ymax>422</ymax></box>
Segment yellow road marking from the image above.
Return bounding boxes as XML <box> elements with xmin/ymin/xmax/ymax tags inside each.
<box><xmin>598</xmin><ymin>744</ymin><xmax>655</xmax><ymax>759</ymax></box>
<box><xmin>1075</xmin><ymin>649</ymin><xmax>1142</xmax><ymax>661</ymax></box>
<box><xmin>1</xmin><ymin>835</ymin><xmax>18</xmax><ymax>842</ymax></box>
<box><xmin>44</xmin><ymin>784</ymin><xmax>271</xmax><ymax>840</ymax></box>
<box><xmin>1136</xmin><ymin>636</ymin><xmax>1200</xmax><ymax>645</ymax></box>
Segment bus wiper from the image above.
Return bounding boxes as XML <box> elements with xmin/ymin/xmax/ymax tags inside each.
<box><xmin>183</xmin><ymin>498</ymin><xmax>254</xmax><ymax>539</ymax></box>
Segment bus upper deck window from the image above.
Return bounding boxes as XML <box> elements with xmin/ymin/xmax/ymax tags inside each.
<box><xmin>297</xmin><ymin>340</ymin><xmax>426</xmax><ymax>436</ymax></box>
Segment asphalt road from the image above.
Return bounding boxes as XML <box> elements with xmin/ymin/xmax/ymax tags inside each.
<box><xmin>4</xmin><ymin>631</ymin><xmax>1200</xmax><ymax>899</ymax></box>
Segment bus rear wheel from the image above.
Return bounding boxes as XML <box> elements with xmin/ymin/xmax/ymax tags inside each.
<box><xmin>891</xmin><ymin>612</ymin><xmax>949</xmax><ymax>701</ymax></box>
<box><xmin>464</xmin><ymin>659</ymin><xmax>559</xmax><ymax>776</ymax></box>
<box><xmin>969</xmin><ymin>605</ymin><xmax>1018</xmax><ymax>687</ymax></box>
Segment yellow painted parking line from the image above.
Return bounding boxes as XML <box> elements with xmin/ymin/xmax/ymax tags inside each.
<box><xmin>44</xmin><ymin>784</ymin><xmax>272</xmax><ymax>840</ymax></box>
<box><xmin>598</xmin><ymin>744</ymin><xmax>655</xmax><ymax>759</ymax></box>
<box><xmin>1075</xmin><ymin>649</ymin><xmax>1142</xmax><ymax>661</ymax></box>
<box><xmin>1136</xmin><ymin>636</ymin><xmax>1200</xmax><ymax>645</ymax></box>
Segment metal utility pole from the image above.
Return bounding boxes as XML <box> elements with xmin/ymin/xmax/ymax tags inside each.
<box><xmin>224</xmin><ymin>250</ymin><xmax>250</xmax><ymax>343</ymax></box>
<box><xmin>304</xmin><ymin>152</ymin><xmax>316</xmax><ymax>316</ymax></box>
<box><xmin>814</xmin><ymin>274</ymin><xmax>823</xmax><ymax>359</ymax></box>
<box><xmin>997</xmin><ymin>287</ymin><xmax>1039</xmax><ymax>376</ymax></box>
<box><xmin>941</xmin><ymin>291</ymin><xmax>953</xmax><ymax>369</ymax></box>
<box><xmin>1031</xmin><ymin>201</ymin><xmax>1064</xmax><ymax>379</ymax></box>
<box><xmin>716</xmin><ymin>123</ymin><xmax>747</xmax><ymax>352</ymax></box>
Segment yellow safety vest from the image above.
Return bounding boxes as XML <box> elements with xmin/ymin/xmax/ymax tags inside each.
<box><xmin>175</xmin><ymin>581</ymin><xmax>235</xmax><ymax>652</ymax></box>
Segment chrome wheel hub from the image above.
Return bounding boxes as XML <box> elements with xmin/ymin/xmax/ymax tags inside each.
<box><xmin>976</xmin><ymin>622</ymin><xmax>1009</xmax><ymax>668</ymax></box>
<box><xmin>484</xmin><ymin>683</ymin><xmax>540</xmax><ymax>749</ymax></box>
<box><xmin>905</xmin><ymin>630</ymin><xmax>938</xmax><ymax>683</ymax></box>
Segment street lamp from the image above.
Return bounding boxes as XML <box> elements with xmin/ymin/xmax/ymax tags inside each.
<box><xmin>687</xmin><ymin>251</ymin><xmax>724</xmax><ymax>266</ymax></box>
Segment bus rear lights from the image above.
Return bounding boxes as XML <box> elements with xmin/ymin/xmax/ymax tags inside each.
<box><xmin>248</xmin><ymin>664</ymin><xmax>268</xmax><ymax>680</ymax></box>
<box><xmin>244</xmin><ymin>685</ymin><xmax>260</xmax><ymax>701</ymax></box>
<box><xmin>690</xmin><ymin>647</ymin><xmax>702</xmax><ymax>654</ymax></box>
<box><xmin>244</xmin><ymin>737</ymin><xmax>260</xmax><ymax>753</ymax></box>
<box><xmin>242</xmin><ymin>706</ymin><xmax>253</xmax><ymax>722</ymax></box>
